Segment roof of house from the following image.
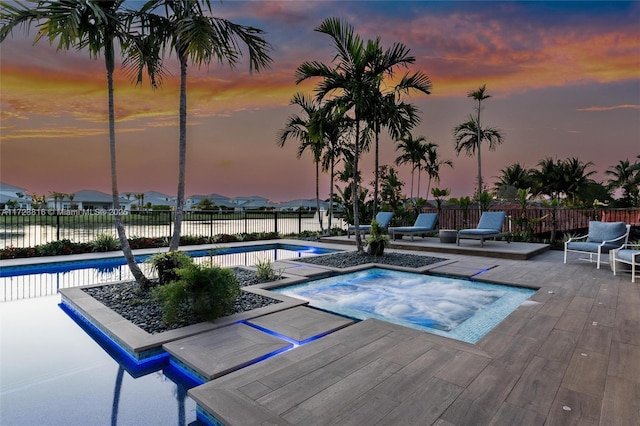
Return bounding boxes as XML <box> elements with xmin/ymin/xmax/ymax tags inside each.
<box><xmin>0</xmin><ymin>182</ymin><xmax>27</xmax><ymax>194</ymax></box>
<box><xmin>65</xmin><ymin>190</ymin><xmax>129</xmax><ymax>203</ymax></box>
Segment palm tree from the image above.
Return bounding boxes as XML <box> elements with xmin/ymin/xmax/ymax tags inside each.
<box><xmin>49</xmin><ymin>191</ymin><xmax>66</xmax><ymax>210</ymax></box>
<box><xmin>363</xmin><ymin>39</ymin><xmax>431</xmax><ymax>215</ymax></box>
<box><xmin>316</xmin><ymin>103</ymin><xmax>352</xmax><ymax>233</ymax></box>
<box><xmin>606</xmin><ymin>158</ymin><xmax>640</xmax><ymax>207</ymax></box>
<box><xmin>278</xmin><ymin>93</ymin><xmax>326</xmax><ymax>234</ymax></box>
<box><xmin>139</xmin><ymin>0</ymin><xmax>272</xmax><ymax>251</ymax></box>
<box><xmin>468</xmin><ymin>84</ymin><xmax>491</xmax><ymax>198</ymax></box>
<box><xmin>422</xmin><ymin>142</ymin><xmax>452</xmax><ymax>204</ymax></box>
<box><xmin>295</xmin><ymin>17</ymin><xmax>381</xmax><ymax>252</ymax></box>
<box><xmin>494</xmin><ymin>162</ymin><xmax>535</xmax><ymax>199</ymax></box>
<box><xmin>563</xmin><ymin>157</ymin><xmax>595</xmax><ymax>206</ymax></box>
<box><xmin>453</xmin><ymin>115</ymin><xmax>504</xmax><ymax>199</ymax></box>
<box><xmin>495</xmin><ymin>163</ymin><xmax>534</xmax><ymax>190</ymax></box>
<box><xmin>1</xmin><ymin>0</ymin><xmax>153</xmax><ymax>287</ymax></box>
<box><xmin>394</xmin><ymin>133</ymin><xmax>426</xmax><ymax>200</ymax></box>
<box><xmin>297</xmin><ymin>18</ymin><xmax>429</xmax><ymax>251</ymax></box>
<box><xmin>531</xmin><ymin>157</ymin><xmax>565</xmax><ymax>200</ymax></box>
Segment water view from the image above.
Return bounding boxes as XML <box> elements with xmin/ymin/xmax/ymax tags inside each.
<box><xmin>1</xmin><ymin>243</ymin><xmax>338</xmax><ymax>302</ymax></box>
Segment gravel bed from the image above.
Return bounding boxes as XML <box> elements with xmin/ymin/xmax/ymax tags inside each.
<box><xmin>297</xmin><ymin>251</ymin><xmax>446</xmax><ymax>269</ymax></box>
<box><xmin>84</xmin><ymin>268</ymin><xmax>281</xmax><ymax>335</ymax></box>
<box><xmin>84</xmin><ymin>251</ymin><xmax>447</xmax><ymax>335</ymax></box>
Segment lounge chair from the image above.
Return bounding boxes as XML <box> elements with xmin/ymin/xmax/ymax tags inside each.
<box><xmin>564</xmin><ymin>221</ymin><xmax>630</xmax><ymax>269</ymax></box>
<box><xmin>457</xmin><ymin>211</ymin><xmax>510</xmax><ymax>247</ymax></box>
<box><xmin>347</xmin><ymin>211</ymin><xmax>394</xmax><ymax>238</ymax></box>
<box><xmin>612</xmin><ymin>244</ymin><xmax>639</xmax><ymax>283</ymax></box>
<box><xmin>388</xmin><ymin>213</ymin><xmax>438</xmax><ymax>241</ymax></box>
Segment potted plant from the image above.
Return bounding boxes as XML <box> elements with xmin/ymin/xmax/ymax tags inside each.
<box><xmin>365</xmin><ymin>219</ymin><xmax>390</xmax><ymax>256</ymax></box>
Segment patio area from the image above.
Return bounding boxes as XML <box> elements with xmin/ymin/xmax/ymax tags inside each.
<box><xmin>53</xmin><ymin>239</ymin><xmax>640</xmax><ymax>425</ymax></box>
<box><xmin>189</xmin><ymin>245</ymin><xmax>639</xmax><ymax>425</ymax></box>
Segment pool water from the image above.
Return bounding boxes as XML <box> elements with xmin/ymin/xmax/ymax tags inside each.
<box><xmin>0</xmin><ymin>295</ymin><xmax>203</xmax><ymax>425</ymax></box>
<box><xmin>273</xmin><ymin>268</ymin><xmax>535</xmax><ymax>344</ymax></box>
<box><xmin>0</xmin><ymin>244</ymin><xmax>337</xmax><ymax>302</ymax></box>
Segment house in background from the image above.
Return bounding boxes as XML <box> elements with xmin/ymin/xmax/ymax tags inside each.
<box><xmin>231</xmin><ymin>195</ymin><xmax>281</xmax><ymax>211</ymax></box>
<box><xmin>0</xmin><ymin>182</ymin><xmax>32</xmax><ymax>209</ymax></box>
<box><xmin>137</xmin><ymin>191</ymin><xmax>176</xmax><ymax>210</ymax></box>
<box><xmin>46</xmin><ymin>190</ymin><xmax>132</xmax><ymax>210</ymax></box>
<box><xmin>187</xmin><ymin>193</ymin><xmax>236</xmax><ymax>210</ymax></box>
<box><xmin>277</xmin><ymin>199</ymin><xmax>330</xmax><ymax>212</ymax></box>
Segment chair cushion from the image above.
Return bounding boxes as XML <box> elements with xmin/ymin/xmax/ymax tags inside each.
<box><xmin>413</xmin><ymin>213</ymin><xmax>438</xmax><ymax>229</ymax></box>
<box><xmin>459</xmin><ymin>228</ymin><xmax>502</xmax><ymax>236</ymax></box>
<box><xmin>391</xmin><ymin>227</ymin><xmax>433</xmax><ymax>233</ymax></box>
<box><xmin>374</xmin><ymin>212</ymin><xmax>395</xmax><ymax>228</ymax></box>
<box><xmin>476</xmin><ymin>212</ymin><xmax>506</xmax><ymax>231</ymax></box>
<box><xmin>566</xmin><ymin>241</ymin><xmax>599</xmax><ymax>253</ymax></box>
<box><xmin>586</xmin><ymin>221</ymin><xmax>627</xmax><ymax>243</ymax></box>
<box><xmin>616</xmin><ymin>249</ymin><xmax>640</xmax><ymax>263</ymax></box>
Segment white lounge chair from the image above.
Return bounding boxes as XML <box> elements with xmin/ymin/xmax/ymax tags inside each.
<box><xmin>612</xmin><ymin>244</ymin><xmax>639</xmax><ymax>283</ymax></box>
<box><xmin>389</xmin><ymin>213</ymin><xmax>438</xmax><ymax>241</ymax></box>
<box><xmin>457</xmin><ymin>211</ymin><xmax>510</xmax><ymax>247</ymax></box>
<box><xmin>564</xmin><ymin>221</ymin><xmax>630</xmax><ymax>269</ymax></box>
<box><xmin>347</xmin><ymin>211</ymin><xmax>394</xmax><ymax>238</ymax></box>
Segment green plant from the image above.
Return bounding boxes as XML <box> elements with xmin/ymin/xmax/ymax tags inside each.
<box><xmin>365</xmin><ymin>219</ymin><xmax>390</xmax><ymax>256</ymax></box>
<box><xmin>255</xmin><ymin>259</ymin><xmax>283</xmax><ymax>281</ymax></box>
<box><xmin>92</xmin><ymin>233</ymin><xmax>120</xmax><ymax>252</ymax></box>
<box><xmin>154</xmin><ymin>264</ymin><xmax>240</xmax><ymax>325</ymax></box>
<box><xmin>147</xmin><ymin>251</ymin><xmax>193</xmax><ymax>284</ymax></box>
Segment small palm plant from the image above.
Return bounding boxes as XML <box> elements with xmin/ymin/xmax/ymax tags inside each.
<box><xmin>365</xmin><ymin>220</ymin><xmax>390</xmax><ymax>256</ymax></box>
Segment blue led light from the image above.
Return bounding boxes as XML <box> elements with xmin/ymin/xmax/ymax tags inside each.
<box><xmin>59</xmin><ymin>302</ymin><xmax>169</xmax><ymax>376</ymax></box>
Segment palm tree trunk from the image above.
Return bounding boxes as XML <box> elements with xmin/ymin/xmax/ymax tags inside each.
<box><xmin>353</xmin><ymin>116</ymin><xmax>362</xmax><ymax>252</ymax></box>
<box><xmin>106</xmin><ymin>40</ymin><xmax>149</xmax><ymax>288</ymax></box>
<box><xmin>170</xmin><ymin>52</ymin><xmax>188</xmax><ymax>251</ymax></box>
<box><xmin>417</xmin><ymin>167</ymin><xmax>422</xmax><ymax>199</ymax></box>
<box><xmin>476</xmin><ymin>107</ymin><xmax>483</xmax><ymax>201</ymax></box>
<box><xmin>315</xmin><ymin>160</ymin><xmax>324</xmax><ymax>234</ymax></box>
<box><xmin>409</xmin><ymin>165</ymin><xmax>415</xmax><ymax>200</ymax></box>
<box><xmin>373</xmin><ymin>125</ymin><xmax>380</xmax><ymax>216</ymax></box>
<box><xmin>328</xmin><ymin>158</ymin><xmax>335</xmax><ymax>233</ymax></box>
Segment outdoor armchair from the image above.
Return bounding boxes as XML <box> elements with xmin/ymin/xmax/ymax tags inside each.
<box><xmin>388</xmin><ymin>213</ymin><xmax>438</xmax><ymax>241</ymax></box>
<box><xmin>347</xmin><ymin>212</ymin><xmax>394</xmax><ymax>238</ymax></box>
<box><xmin>457</xmin><ymin>211</ymin><xmax>510</xmax><ymax>247</ymax></box>
<box><xmin>564</xmin><ymin>221</ymin><xmax>630</xmax><ymax>269</ymax></box>
<box><xmin>612</xmin><ymin>244</ymin><xmax>639</xmax><ymax>283</ymax></box>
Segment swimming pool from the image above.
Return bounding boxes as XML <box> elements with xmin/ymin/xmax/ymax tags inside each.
<box><xmin>0</xmin><ymin>295</ymin><xmax>204</xmax><ymax>425</ymax></box>
<box><xmin>0</xmin><ymin>243</ymin><xmax>338</xmax><ymax>302</ymax></box>
<box><xmin>272</xmin><ymin>268</ymin><xmax>535</xmax><ymax>344</ymax></box>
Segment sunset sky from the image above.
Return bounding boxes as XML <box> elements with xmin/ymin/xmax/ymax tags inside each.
<box><xmin>1</xmin><ymin>1</ymin><xmax>638</xmax><ymax>202</ymax></box>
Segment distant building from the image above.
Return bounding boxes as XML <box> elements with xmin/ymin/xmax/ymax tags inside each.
<box><xmin>0</xmin><ymin>182</ymin><xmax>31</xmax><ymax>209</ymax></box>
<box><xmin>47</xmin><ymin>190</ymin><xmax>132</xmax><ymax>210</ymax></box>
<box><xmin>187</xmin><ymin>193</ymin><xmax>236</xmax><ymax>210</ymax></box>
<box><xmin>277</xmin><ymin>199</ymin><xmax>330</xmax><ymax>211</ymax></box>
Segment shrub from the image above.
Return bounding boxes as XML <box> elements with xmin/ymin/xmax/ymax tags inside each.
<box><xmin>128</xmin><ymin>237</ymin><xmax>166</xmax><ymax>249</ymax></box>
<box><xmin>92</xmin><ymin>233</ymin><xmax>120</xmax><ymax>252</ymax></box>
<box><xmin>179</xmin><ymin>235</ymin><xmax>211</xmax><ymax>246</ymax></box>
<box><xmin>255</xmin><ymin>259</ymin><xmax>283</xmax><ymax>281</ymax></box>
<box><xmin>154</xmin><ymin>264</ymin><xmax>240</xmax><ymax>324</ymax></box>
<box><xmin>36</xmin><ymin>239</ymin><xmax>78</xmax><ymax>256</ymax></box>
<box><xmin>147</xmin><ymin>251</ymin><xmax>193</xmax><ymax>284</ymax></box>
<box><xmin>365</xmin><ymin>220</ymin><xmax>390</xmax><ymax>256</ymax></box>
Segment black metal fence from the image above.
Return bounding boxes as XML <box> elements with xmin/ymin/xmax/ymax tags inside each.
<box><xmin>2</xmin><ymin>207</ymin><xmax>639</xmax><ymax>248</ymax></box>
<box><xmin>1</xmin><ymin>209</ymin><xmax>346</xmax><ymax>248</ymax></box>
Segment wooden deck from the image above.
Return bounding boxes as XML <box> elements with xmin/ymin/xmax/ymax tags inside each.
<box><xmin>189</xmin><ymin>249</ymin><xmax>640</xmax><ymax>425</ymax></box>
